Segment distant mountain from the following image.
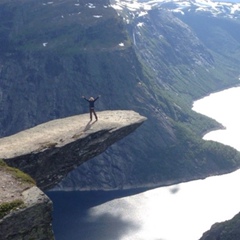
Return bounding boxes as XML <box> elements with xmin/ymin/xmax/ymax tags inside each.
<box><xmin>53</xmin><ymin>0</ymin><xmax>240</xmax><ymax>191</ymax></box>
<box><xmin>111</xmin><ymin>0</ymin><xmax>240</xmax><ymax>19</ymax></box>
<box><xmin>1</xmin><ymin>0</ymin><xmax>240</xmax><ymax>193</ymax></box>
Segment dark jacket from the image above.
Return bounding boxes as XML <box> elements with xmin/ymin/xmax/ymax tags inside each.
<box><xmin>83</xmin><ymin>96</ymin><xmax>99</xmax><ymax>108</ymax></box>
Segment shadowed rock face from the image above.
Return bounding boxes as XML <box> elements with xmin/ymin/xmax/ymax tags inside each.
<box><xmin>199</xmin><ymin>212</ymin><xmax>240</xmax><ymax>240</ymax></box>
<box><xmin>0</xmin><ymin>186</ymin><xmax>54</xmax><ymax>240</ymax></box>
<box><xmin>1</xmin><ymin>110</ymin><xmax>146</xmax><ymax>190</ymax></box>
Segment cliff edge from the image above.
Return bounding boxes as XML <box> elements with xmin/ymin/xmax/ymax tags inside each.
<box><xmin>0</xmin><ymin>110</ymin><xmax>146</xmax><ymax>239</ymax></box>
<box><xmin>1</xmin><ymin>110</ymin><xmax>146</xmax><ymax>190</ymax></box>
<box><xmin>0</xmin><ymin>163</ymin><xmax>54</xmax><ymax>240</ymax></box>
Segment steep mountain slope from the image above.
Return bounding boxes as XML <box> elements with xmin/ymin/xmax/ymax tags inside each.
<box><xmin>1</xmin><ymin>0</ymin><xmax>240</xmax><ymax>192</ymax></box>
<box><xmin>52</xmin><ymin>0</ymin><xmax>240</xmax><ymax>190</ymax></box>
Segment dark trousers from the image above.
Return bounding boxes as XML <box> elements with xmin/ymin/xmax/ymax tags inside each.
<box><xmin>90</xmin><ymin>108</ymin><xmax>98</xmax><ymax>120</ymax></box>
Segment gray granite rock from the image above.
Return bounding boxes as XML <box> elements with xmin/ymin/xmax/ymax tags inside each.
<box><xmin>1</xmin><ymin>110</ymin><xmax>146</xmax><ymax>190</ymax></box>
<box><xmin>0</xmin><ymin>186</ymin><xmax>54</xmax><ymax>240</ymax></box>
<box><xmin>0</xmin><ymin>110</ymin><xmax>146</xmax><ymax>240</ymax></box>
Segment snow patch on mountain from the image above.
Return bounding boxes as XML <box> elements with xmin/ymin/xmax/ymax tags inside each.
<box><xmin>86</xmin><ymin>3</ymin><xmax>96</xmax><ymax>8</ymax></box>
<box><xmin>110</xmin><ymin>0</ymin><xmax>240</xmax><ymax>20</ymax></box>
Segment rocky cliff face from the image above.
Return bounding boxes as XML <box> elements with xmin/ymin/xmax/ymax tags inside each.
<box><xmin>0</xmin><ymin>186</ymin><xmax>54</xmax><ymax>240</ymax></box>
<box><xmin>0</xmin><ymin>110</ymin><xmax>146</xmax><ymax>239</ymax></box>
<box><xmin>0</xmin><ymin>163</ymin><xmax>53</xmax><ymax>240</ymax></box>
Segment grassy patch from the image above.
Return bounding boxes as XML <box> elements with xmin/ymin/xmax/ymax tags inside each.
<box><xmin>0</xmin><ymin>159</ymin><xmax>7</xmax><ymax>167</ymax></box>
<box><xmin>6</xmin><ymin>167</ymin><xmax>36</xmax><ymax>185</ymax></box>
<box><xmin>0</xmin><ymin>159</ymin><xmax>35</xmax><ymax>185</ymax></box>
<box><xmin>0</xmin><ymin>199</ymin><xmax>24</xmax><ymax>219</ymax></box>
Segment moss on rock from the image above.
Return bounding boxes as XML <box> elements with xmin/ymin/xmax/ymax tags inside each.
<box><xmin>0</xmin><ymin>199</ymin><xmax>24</xmax><ymax>219</ymax></box>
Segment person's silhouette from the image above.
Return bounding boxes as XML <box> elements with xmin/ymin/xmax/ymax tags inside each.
<box><xmin>82</xmin><ymin>95</ymin><xmax>100</xmax><ymax>121</ymax></box>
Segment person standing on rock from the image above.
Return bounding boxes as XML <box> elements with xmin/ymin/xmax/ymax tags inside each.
<box><xmin>82</xmin><ymin>95</ymin><xmax>100</xmax><ymax>121</ymax></box>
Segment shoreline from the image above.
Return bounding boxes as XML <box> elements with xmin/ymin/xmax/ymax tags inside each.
<box><xmin>192</xmin><ymin>83</ymin><xmax>240</xmax><ymax>103</ymax></box>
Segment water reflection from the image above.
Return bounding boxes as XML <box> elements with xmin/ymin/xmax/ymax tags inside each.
<box><xmin>47</xmin><ymin>189</ymin><xmax>145</xmax><ymax>240</ymax></box>
<box><xmin>84</xmin><ymin>213</ymin><xmax>140</xmax><ymax>240</ymax></box>
<box><xmin>89</xmin><ymin>171</ymin><xmax>240</xmax><ymax>240</ymax></box>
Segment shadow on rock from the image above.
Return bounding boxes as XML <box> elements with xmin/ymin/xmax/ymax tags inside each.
<box><xmin>84</xmin><ymin>120</ymin><xmax>97</xmax><ymax>132</ymax></box>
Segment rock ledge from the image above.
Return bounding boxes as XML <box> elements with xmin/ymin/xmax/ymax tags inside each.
<box><xmin>0</xmin><ymin>110</ymin><xmax>146</xmax><ymax>240</ymax></box>
<box><xmin>1</xmin><ymin>110</ymin><xmax>146</xmax><ymax>190</ymax></box>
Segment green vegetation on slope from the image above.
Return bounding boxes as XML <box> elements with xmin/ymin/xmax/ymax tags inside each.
<box><xmin>0</xmin><ymin>199</ymin><xmax>24</xmax><ymax>219</ymax></box>
<box><xmin>0</xmin><ymin>159</ymin><xmax>35</xmax><ymax>185</ymax></box>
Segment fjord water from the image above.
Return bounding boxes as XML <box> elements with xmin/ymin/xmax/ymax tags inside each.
<box><xmin>48</xmin><ymin>87</ymin><xmax>240</xmax><ymax>240</ymax></box>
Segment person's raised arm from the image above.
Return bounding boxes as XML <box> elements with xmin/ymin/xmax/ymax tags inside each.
<box><xmin>82</xmin><ymin>96</ymin><xmax>89</xmax><ymax>102</ymax></box>
<box><xmin>94</xmin><ymin>95</ymin><xmax>100</xmax><ymax>102</ymax></box>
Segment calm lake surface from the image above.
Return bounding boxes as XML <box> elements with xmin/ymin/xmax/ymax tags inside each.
<box><xmin>47</xmin><ymin>86</ymin><xmax>240</xmax><ymax>240</ymax></box>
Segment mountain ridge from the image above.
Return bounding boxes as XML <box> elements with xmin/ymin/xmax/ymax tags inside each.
<box><xmin>111</xmin><ymin>0</ymin><xmax>240</xmax><ymax>19</ymax></box>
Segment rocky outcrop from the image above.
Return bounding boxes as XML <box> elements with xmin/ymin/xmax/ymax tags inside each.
<box><xmin>199</xmin><ymin>212</ymin><xmax>240</xmax><ymax>240</ymax></box>
<box><xmin>1</xmin><ymin>110</ymin><xmax>146</xmax><ymax>190</ymax></box>
<box><xmin>0</xmin><ymin>163</ymin><xmax>54</xmax><ymax>240</ymax></box>
<box><xmin>0</xmin><ymin>186</ymin><xmax>54</xmax><ymax>240</ymax></box>
<box><xmin>0</xmin><ymin>110</ymin><xmax>146</xmax><ymax>239</ymax></box>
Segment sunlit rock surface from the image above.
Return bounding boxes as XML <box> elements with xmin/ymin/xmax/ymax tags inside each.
<box><xmin>1</xmin><ymin>110</ymin><xmax>146</xmax><ymax>190</ymax></box>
